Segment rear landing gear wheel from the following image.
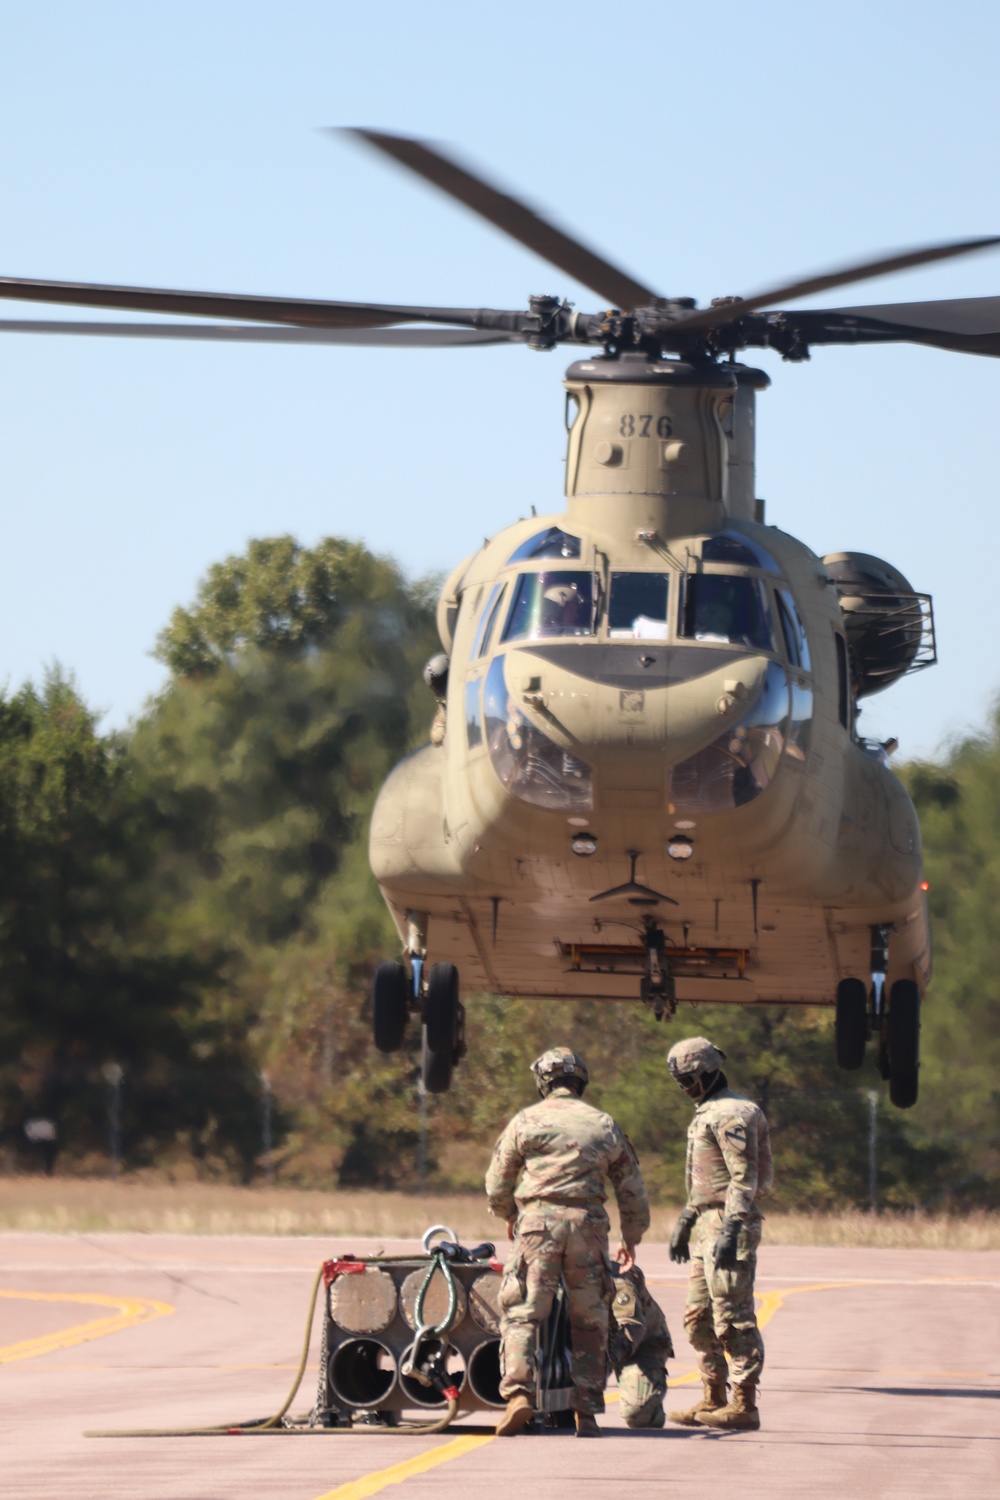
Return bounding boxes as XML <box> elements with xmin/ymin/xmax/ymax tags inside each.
<box><xmin>835</xmin><ymin>978</ymin><xmax>868</xmax><ymax>1070</ymax></box>
<box><xmin>888</xmin><ymin>979</ymin><xmax>920</xmax><ymax>1109</ymax></box>
<box><xmin>421</xmin><ymin>1031</ymin><xmax>452</xmax><ymax>1094</ymax></box>
<box><xmin>373</xmin><ymin>961</ymin><xmax>409</xmax><ymax>1053</ymax></box>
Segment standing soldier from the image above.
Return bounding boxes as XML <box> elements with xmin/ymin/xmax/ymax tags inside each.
<box><xmin>485</xmin><ymin>1046</ymin><xmax>650</xmax><ymax>1438</ymax></box>
<box><xmin>608</xmin><ymin>1263</ymin><xmax>674</xmax><ymax>1428</ymax></box>
<box><xmin>665</xmin><ymin>1036</ymin><xmax>772</xmax><ymax>1432</ymax></box>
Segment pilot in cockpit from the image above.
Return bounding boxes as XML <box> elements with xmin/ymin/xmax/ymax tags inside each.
<box><xmin>542</xmin><ymin>581</ymin><xmax>589</xmax><ymax>633</ymax></box>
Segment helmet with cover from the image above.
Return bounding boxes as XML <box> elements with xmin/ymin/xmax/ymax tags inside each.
<box><xmin>530</xmin><ymin>1046</ymin><xmax>589</xmax><ymax>1096</ymax></box>
<box><xmin>667</xmin><ymin>1036</ymin><xmax>727</xmax><ymax>1101</ymax></box>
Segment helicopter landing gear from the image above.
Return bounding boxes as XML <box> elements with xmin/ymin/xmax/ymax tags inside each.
<box><xmin>639</xmin><ymin>917</ymin><xmax>677</xmax><ymax>1021</ymax></box>
<box><xmin>370</xmin><ymin>913</ymin><xmax>466</xmax><ymax>1093</ymax></box>
<box><xmin>835</xmin><ymin>977</ymin><xmax>868</xmax><ymax>1070</ymax></box>
<box><xmin>421</xmin><ymin>962</ymin><xmax>466</xmax><ymax>1095</ymax></box>
<box><xmin>373</xmin><ymin>961</ymin><xmax>410</xmax><ymax>1053</ymax></box>
<box><xmin>887</xmin><ymin>979</ymin><xmax>920</xmax><ymax>1109</ymax></box>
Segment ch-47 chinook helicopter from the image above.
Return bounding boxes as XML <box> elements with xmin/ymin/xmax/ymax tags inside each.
<box><xmin>5</xmin><ymin>132</ymin><xmax>1000</xmax><ymax>1110</ymax></box>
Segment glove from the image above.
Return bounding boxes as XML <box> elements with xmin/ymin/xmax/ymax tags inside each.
<box><xmin>712</xmin><ymin>1217</ymin><xmax>741</xmax><ymax>1270</ymax></box>
<box><xmin>669</xmin><ymin>1207</ymin><xmax>699</xmax><ymax>1263</ymax></box>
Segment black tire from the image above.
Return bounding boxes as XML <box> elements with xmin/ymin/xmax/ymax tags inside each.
<box><xmin>889</xmin><ymin>1068</ymin><xmax>919</xmax><ymax>1109</ymax></box>
<box><xmin>835</xmin><ymin>977</ymin><xmax>868</xmax><ymax>1070</ymax></box>
<box><xmin>888</xmin><ymin>979</ymin><xmax>920</xmax><ymax>1107</ymax></box>
<box><xmin>425</xmin><ymin>962</ymin><xmax>459</xmax><ymax>1057</ymax></box>
<box><xmin>373</xmin><ymin>961</ymin><xmax>409</xmax><ymax>1053</ymax></box>
<box><xmin>421</xmin><ymin>1030</ymin><xmax>453</xmax><ymax>1094</ymax></box>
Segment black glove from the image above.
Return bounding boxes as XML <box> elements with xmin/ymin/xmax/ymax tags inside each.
<box><xmin>669</xmin><ymin>1207</ymin><xmax>699</xmax><ymax>1263</ymax></box>
<box><xmin>712</xmin><ymin>1217</ymin><xmax>741</xmax><ymax>1270</ymax></box>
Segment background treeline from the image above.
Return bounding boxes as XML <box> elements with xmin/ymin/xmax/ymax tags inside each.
<box><xmin>1</xmin><ymin>537</ymin><xmax>996</xmax><ymax>1208</ymax></box>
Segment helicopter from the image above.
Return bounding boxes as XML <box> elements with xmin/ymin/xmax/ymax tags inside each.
<box><xmin>5</xmin><ymin>133</ymin><xmax>1000</xmax><ymax>1110</ymax></box>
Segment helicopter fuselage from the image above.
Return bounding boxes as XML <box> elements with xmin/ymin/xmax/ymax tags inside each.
<box><xmin>370</xmin><ymin>355</ymin><xmax>930</xmax><ymax>1012</ymax></box>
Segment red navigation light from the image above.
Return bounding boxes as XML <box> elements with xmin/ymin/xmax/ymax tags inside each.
<box><xmin>920</xmin><ymin>880</ymin><xmax>930</xmax><ymax>892</ymax></box>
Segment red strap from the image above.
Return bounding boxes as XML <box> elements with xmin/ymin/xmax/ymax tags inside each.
<box><xmin>322</xmin><ymin>1258</ymin><xmax>365</xmax><ymax>1286</ymax></box>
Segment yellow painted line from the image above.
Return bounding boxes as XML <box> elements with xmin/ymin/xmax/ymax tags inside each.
<box><xmin>0</xmin><ymin>1289</ymin><xmax>173</xmax><ymax>1365</ymax></box>
<box><xmin>311</xmin><ymin>1434</ymin><xmax>495</xmax><ymax>1500</ymax></box>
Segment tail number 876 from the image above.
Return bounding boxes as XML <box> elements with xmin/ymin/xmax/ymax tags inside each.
<box><xmin>619</xmin><ymin>414</ymin><xmax>673</xmax><ymax>438</ymax></box>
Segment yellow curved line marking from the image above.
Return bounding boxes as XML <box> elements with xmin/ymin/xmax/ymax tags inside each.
<box><xmin>311</xmin><ymin>1434</ymin><xmax>495</xmax><ymax>1500</ymax></box>
<box><xmin>0</xmin><ymin>1289</ymin><xmax>174</xmax><ymax>1365</ymax></box>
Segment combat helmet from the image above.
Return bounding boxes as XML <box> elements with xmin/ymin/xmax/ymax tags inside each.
<box><xmin>667</xmin><ymin>1036</ymin><xmax>726</xmax><ymax>1102</ymax></box>
<box><xmin>530</xmin><ymin>1046</ymin><xmax>589</xmax><ymax>1096</ymax></box>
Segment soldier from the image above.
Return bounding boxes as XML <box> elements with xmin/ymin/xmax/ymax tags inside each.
<box><xmin>608</xmin><ymin>1263</ymin><xmax>674</xmax><ymax>1428</ymax></box>
<box><xmin>485</xmin><ymin>1046</ymin><xmax>650</xmax><ymax>1439</ymax></box>
<box><xmin>666</xmin><ymin>1035</ymin><xmax>772</xmax><ymax>1432</ymax></box>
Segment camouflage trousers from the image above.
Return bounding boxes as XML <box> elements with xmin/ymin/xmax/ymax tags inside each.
<box><xmin>618</xmin><ymin>1340</ymin><xmax>670</xmax><ymax>1427</ymax></box>
<box><xmin>684</xmin><ymin>1208</ymin><xmax>764</xmax><ymax>1389</ymax></box>
<box><xmin>497</xmin><ymin>1206</ymin><xmax>614</xmax><ymax>1415</ymax></box>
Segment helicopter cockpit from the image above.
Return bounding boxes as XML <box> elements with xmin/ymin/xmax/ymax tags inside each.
<box><xmin>457</xmin><ymin>522</ymin><xmax>820</xmax><ymax>818</ymax></box>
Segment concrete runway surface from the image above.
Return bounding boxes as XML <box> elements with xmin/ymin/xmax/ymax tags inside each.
<box><xmin>1</xmin><ymin>1231</ymin><xmax>997</xmax><ymax>1500</ymax></box>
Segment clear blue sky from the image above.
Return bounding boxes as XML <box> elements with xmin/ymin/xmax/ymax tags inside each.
<box><xmin>2</xmin><ymin>0</ymin><xmax>999</xmax><ymax>758</ymax></box>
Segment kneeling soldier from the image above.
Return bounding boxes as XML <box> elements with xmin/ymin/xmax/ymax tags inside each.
<box><xmin>485</xmin><ymin>1046</ymin><xmax>650</xmax><ymax>1438</ymax></box>
<box><xmin>609</xmin><ymin>1264</ymin><xmax>674</xmax><ymax>1428</ymax></box>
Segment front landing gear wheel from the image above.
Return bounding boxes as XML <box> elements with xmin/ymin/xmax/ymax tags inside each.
<box><xmin>835</xmin><ymin>978</ymin><xmax>868</xmax><ymax>1070</ymax></box>
<box><xmin>888</xmin><ymin>979</ymin><xmax>920</xmax><ymax>1109</ymax></box>
<box><xmin>421</xmin><ymin>1032</ymin><xmax>452</xmax><ymax>1094</ymax></box>
<box><xmin>373</xmin><ymin>961</ymin><xmax>409</xmax><ymax>1053</ymax></box>
<box><xmin>425</xmin><ymin>963</ymin><xmax>460</xmax><ymax>1056</ymax></box>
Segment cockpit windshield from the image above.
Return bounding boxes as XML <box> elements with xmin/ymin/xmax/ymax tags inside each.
<box><xmin>681</xmin><ymin>574</ymin><xmax>773</xmax><ymax>651</ymax></box>
<box><xmin>608</xmin><ymin>573</ymin><xmax>669</xmax><ymax>640</ymax></box>
<box><xmin>501</xmin><ymin>570</ymin><xmax>595</xmax><ymax>643</ymax></box>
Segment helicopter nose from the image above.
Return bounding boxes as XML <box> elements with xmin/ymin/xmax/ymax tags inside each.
<box><xmin>509</xmin><ymin>641</ymin><xmax>775</xmax><ymax>769</ymax></box>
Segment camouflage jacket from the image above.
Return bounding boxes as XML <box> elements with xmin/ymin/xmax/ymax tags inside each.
<box><xmin>485</xmin><ymin>1087</ymin><xmax>651</xmax><ymax>1246</ymax></box>
<box><xmin>609</xmin><ymin>1265</ymin><xmax>674</xmax><ymax>1373</ymax></box>
<box><xmin>684</xmin><ymin>1086</ymin><xmax>773</xmax><ymax>1222</ymax></box>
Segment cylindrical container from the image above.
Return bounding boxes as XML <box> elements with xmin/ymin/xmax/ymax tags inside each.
<box><xmin>328</xmin><ymin>1338</ymin><xmax>397</xmax><ymax>1408</ymax></box>
<box><xmin>328</xmin><ymin>1267</ymin><xmax>398</xmax><ymax>1334</ymax></box>
<box><xmin>468</xmin><ymin>1271</ymin><xmax>503</xmax><ymax>1335</ymax></box>
<box><xmin>398</xmin><ymin>1340</ymin><xmax>465</xmax><ymax>1408</ymax></box>
<box><xmin>399</xmin><ymin>1266</ymin><xmax>468</xmax><ymax>1331</ymax></box>
<box><xmin>467</xmin><ymin>1339</ymin><xmax>504</xmax><ymax>1408</ymax></box>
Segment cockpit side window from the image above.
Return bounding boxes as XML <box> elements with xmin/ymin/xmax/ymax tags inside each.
<box><xmin>608</xmin><ymin>573</ymin><xmax>669</xmax><ymax>640</ymax></box>
<box><xmin>501</xmin><ymin>570</ymin><xmax>595</xmax><ymax>643</ymax></box>
<box><xmin>506</xmin><ymin>526</ymin><xmax>581</xmax><ymax>564</ymax></box>
<box><xmin>680</xmin><ymin>574</ymin><xmax>773</xmax><ymax>651</ymax></box>
<box><xmin>776</xmin><ymin>588</ymin><xmax>811</xmax><ymax>672</ymax></box>
<box><xmin>477</xmin><ymin>584</ymin><xmax>507</xmax><ymax>658</ymax></box>
<box><xmin>470</xmin><ymin>583</ymin><xmax>503</xmax><ymax>659</ymax></box>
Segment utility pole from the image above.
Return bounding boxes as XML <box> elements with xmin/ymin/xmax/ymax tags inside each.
<box><xmin>867</xmin><ymin>1089</ymin><xmax>879</xmax><ymax>1213</ymax></box>
<box><xmin>102</xmin><ymin>1063</ymin><xmax>124</xmax><ymax>1180</ymax></box>
<box><xmin>417</xmin><ymin>1074</ymin><xmax>427</xmax><ymax>1194</ymax></box>
<box><xmin>260</xmin><ymin>1072</ymin><xmax>274</xmax><ymax>1183</ymax></box>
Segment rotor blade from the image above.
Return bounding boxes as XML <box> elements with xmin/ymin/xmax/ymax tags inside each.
<box><xmin>0</xmin><ymin>276</ymin><xmax>504</xmax><ymax>330</ymax></box>
<box><xmin>0</xmin><ymin>319</ymin><xmax>518</xmax><ymax>346</ymax></box>
<box><xmin>766</xmin><ymin>295</ymin><xmax>1000</xmax><ymax>358</ymax></box>
<box><xmin>668</xmin><ymin>237</ymin><xmax>1000</xmax><ymax>335</ymax></box>
<box><xmin>344</xmin><ymin>128</ymin><xmax>660</xmax><ymax>310</ymax></box>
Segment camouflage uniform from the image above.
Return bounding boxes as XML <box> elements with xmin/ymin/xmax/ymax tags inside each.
<box><xmin>485</xmin><ymin>1087</ymin><xmax>649</xmax><ymax>1415</ymax></box>
<box><xmin>682</xmin><ymin>1085</ymin><xmax>772</xmax><ymax>1390</ymax></box>
<box><xmin>609</xmin><ymin>1265</ymin><xmax>674</xmax><ymax>1428</ymax></box>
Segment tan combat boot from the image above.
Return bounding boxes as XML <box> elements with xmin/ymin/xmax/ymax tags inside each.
<box><xmin>695</xmin><ymin>1380</ymin><xmax>760</xmax><ymax>1431</ymax></box>
<box><xmin>495</xmin><ymin>1393</ymin><xmax>534</xmax><ymax>1436</ymax></box>
<box><xmin>667</xmin><ymin>1378</ymin><xmax>728</xmax><ymax>1426</ymax></box>
<box><xmin>574</xmin><ymin>1411</ymin><xmax>601</xmax><ymax>1438</ymax></box>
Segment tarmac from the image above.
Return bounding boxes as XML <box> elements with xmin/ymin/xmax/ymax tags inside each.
<box><xmin>1</xmin><ymin>1231</ymin><xmax>997</xmax><ymax>1499</ymax></box>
